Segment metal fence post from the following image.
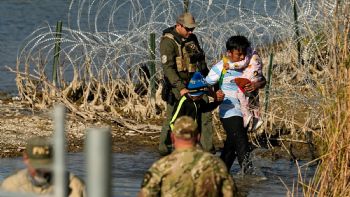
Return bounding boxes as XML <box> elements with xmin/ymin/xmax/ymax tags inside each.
<box><xmin>53</xmin><ymin>104</ymin><xmax>67</xmax><ymax>197</ymax></box>
<box><xmin>86</xmin><ymin>128</ymin><xmax>112</xmax><ymax>197</ymax></box>
<box><xmin>183</xmin><ymin>0</ymin><xmax>189</xmax><ymax>13</ymax></box>
<box><xmin>52</xmin><ymin>21</ymin><xmax>62</xmax><ymax>87</ymax></box>
<box><xmin>149</xmin><ymin>33</ymin><xmax>156</xmax><ymax>99</ymax></box>
<box><xmin>264</xmin><ymin>53</ymin><xmax>273</xmax><ymax>117</ymax></box>
<box><xmin>293</xmin><ymin>0</ymin><xmax>302</xmax><ymax>66</ymax></box>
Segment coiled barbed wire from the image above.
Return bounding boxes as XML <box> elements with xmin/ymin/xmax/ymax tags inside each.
<box><xmin>17</xmin><ymin>0</ymin><xmax>325</xmax><ymax>80</ymax></box>
<box><xmin>14</xmin><ymin>0</ymin><xmax>345</xmax><ymax>126</ymax></box>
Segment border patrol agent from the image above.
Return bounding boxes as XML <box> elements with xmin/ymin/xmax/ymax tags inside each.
<box><xmin>159</xmin><ymin>12</ymin><xmax>216</xmax><ymax>155</ymax></box>
<box><xmin>0</xmin><ymin>136</ymin><xmax>86</xmax><ymax>197</ymax></box>
<box><xmin>139</xmin><ymin>116</ymin><xmax>237</xmax><ymax>197</ymax></box>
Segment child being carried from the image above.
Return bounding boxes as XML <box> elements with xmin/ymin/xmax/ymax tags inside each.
<box><xmin>224</xmin><ymin>48</ymin><xmax>264</xmax><ymax>131</ymax></box>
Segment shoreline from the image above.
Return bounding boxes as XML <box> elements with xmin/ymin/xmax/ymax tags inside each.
<box><xmin>0</xmin><ymin>97</ymin><xmax>317</xmax><ymax>162</ymax></box>
<box><xmin>0</xmin><ymin>98</ymin><xmax>159</xmax><ymax>158</ymax></box>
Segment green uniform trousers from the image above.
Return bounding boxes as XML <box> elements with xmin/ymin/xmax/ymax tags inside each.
<box><xmin>158</xmin><ymin>95</ymin><xmax>214</xmax><ymax>155</ymax></box>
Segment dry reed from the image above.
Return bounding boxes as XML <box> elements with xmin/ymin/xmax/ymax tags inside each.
<box><xmin>291</xmin><ymin>0</ymin><xmax>350</xmax><ymax>196</ymax></box>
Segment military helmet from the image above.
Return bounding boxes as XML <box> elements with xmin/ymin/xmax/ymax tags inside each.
<box><xmin>173</xmin><ymin>116</ymin><xmax>198</xmax><ymax>139</ymax></box>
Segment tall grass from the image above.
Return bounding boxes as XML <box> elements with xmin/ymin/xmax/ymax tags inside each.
<box><xmin>294</xmin><ymin>0</ymin><xmax>350</xmax><ymax>196</ymax></box>
<box><xmin>299</xmin><ymin>69</ymin><xmax>349</xmax><ymax>197</ymax></box>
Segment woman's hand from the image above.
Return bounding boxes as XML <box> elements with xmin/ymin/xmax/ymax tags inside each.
<box><xmin>244</xmin><ymin>77</ymin><xmax>266</xmax><ymax>92</ymax></box>
<box><xmin>244</xmin><ymin>82</ymin><xmax>257</xmax><ymax>92</ymax></box>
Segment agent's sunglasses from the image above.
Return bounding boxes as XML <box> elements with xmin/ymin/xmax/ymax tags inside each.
<box><xmin>183</xmin><ymin>26</ymin><xmax>195</xmax><ymax>32</ymax></box>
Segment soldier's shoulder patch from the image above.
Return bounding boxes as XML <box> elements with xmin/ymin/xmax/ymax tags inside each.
<box><xmin>161</xmin><ymin>55</ymin><xmax>167</xmax><ymax>64</ymax></box>
<box><xmin>141</xmin><ymin>171</ymin><xmax>152</xmax><ymax>188</ymax></box>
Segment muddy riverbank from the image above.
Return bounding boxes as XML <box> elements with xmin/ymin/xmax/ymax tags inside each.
<box><xmin>0</xmin><ymin>96</ymin><xmax>317</xmax><ymax>162</ymax></box>
<box><xmin>0</xmin><ymin>97</ymin><xmax>160</xmax><ymax>158</ymax></box>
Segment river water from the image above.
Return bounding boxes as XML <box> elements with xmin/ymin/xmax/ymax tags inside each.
<box><xmin>0</xmin><ymin>149</ymin><xmax>315</xmax><ymax>197</ymax></box>
<box><xmin>0</xmin><ymin>0</ymin><xmax>70</xmax><ymax>94</ymax></box>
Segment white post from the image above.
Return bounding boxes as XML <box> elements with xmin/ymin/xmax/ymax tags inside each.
<box><xmin>53</xmin><ymin>104</ymin><xmax>67</xmax><ymax>197</ymax></box>
<box><xmin>86</xmin><ymin>128</ymin><xmax>111</xmax><ymax>197</ymax></box>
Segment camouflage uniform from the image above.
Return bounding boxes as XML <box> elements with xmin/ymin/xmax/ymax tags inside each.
<box><xmin>142</xmin><ymin>116</ymin><xmax>236</xmax><ymax>197</ymax></box>
<box><xmin>1</xmin><ymin>169</ymin><xmax>86</xmax><ymax>197</ymax></box>
<box><xmin>159</xmin><ymin>15</ymin><xmax>213</xmax><ymax>155</ymax></box>
<box><xmin>140</xmin><ymin>148</ymin><xmax>236</xmax><ymax>197</ymax></box>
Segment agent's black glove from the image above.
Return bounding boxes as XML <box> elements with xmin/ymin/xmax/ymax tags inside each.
<box><xmin>190</xmin><ymin>52</ymin><xmax>205</xmax><ymax>63</ymax></box>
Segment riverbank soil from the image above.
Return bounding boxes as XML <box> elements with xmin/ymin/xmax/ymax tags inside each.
<box><xmin>0</xmin><ymin>98</ymin><xmax>158</xmax><ymax>158</ymax></box>
<box><xmin>0</xmin><ymin>98</ymin><xmax>316</xmax><ymax>161</ymax></box>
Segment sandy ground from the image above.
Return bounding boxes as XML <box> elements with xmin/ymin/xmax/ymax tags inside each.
<box><xmin>0</xmin><ymin>99</ymin><xmax>160</xmax><ymax>158</ymax></box>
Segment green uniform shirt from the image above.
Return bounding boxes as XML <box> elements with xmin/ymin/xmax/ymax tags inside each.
<box><xmin>140</xmin><ymin>148</ymin><xmax>237</xmax><ymax>197</ymax></box>
<box><xmin>160</xmin><ymin>27</ymin><xmax>208</xmax><ymax>100</ymax></box>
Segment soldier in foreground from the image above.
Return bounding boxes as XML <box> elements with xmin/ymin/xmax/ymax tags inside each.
<box><xmin>139</xmin><ymin>116</ymin><xmax>237</xmax><ymax>197</ymax></box>
<box><xmin>0</xmin><ymin>136</ymin><xmax>86</xmax><ymax>197</ymax></box>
